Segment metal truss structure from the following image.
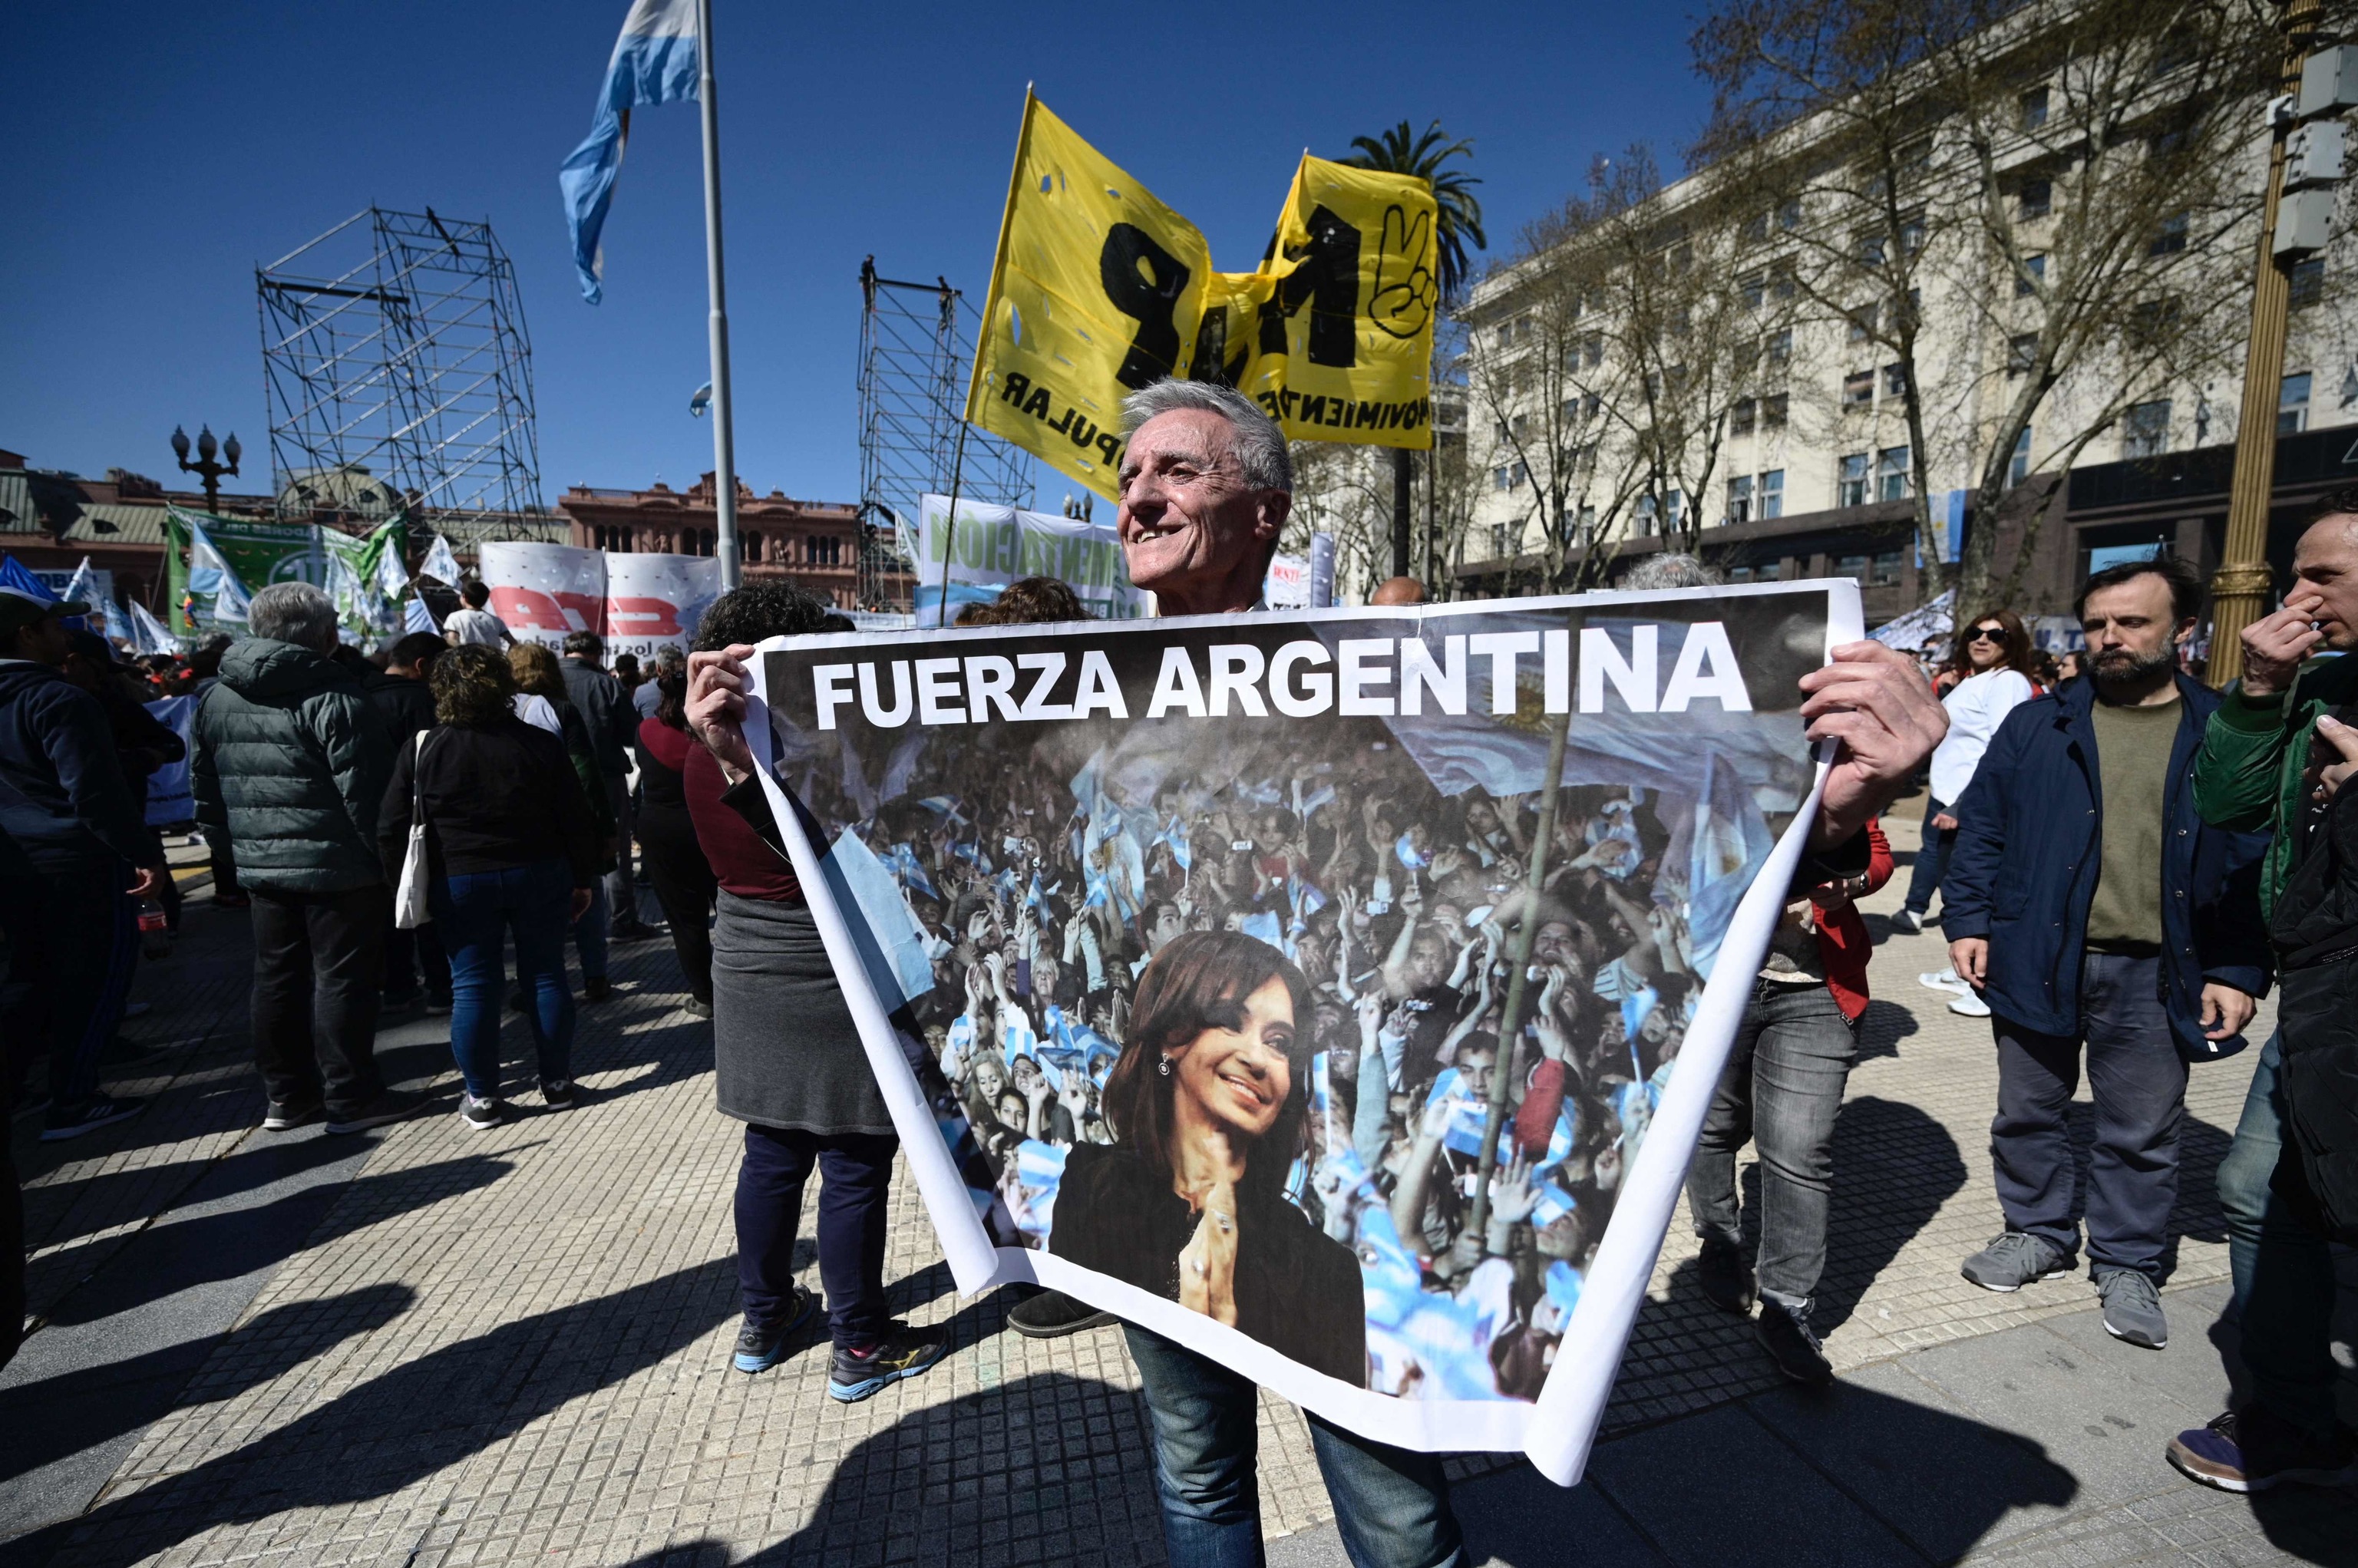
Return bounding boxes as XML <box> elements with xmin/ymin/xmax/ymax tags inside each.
<box><xmin>259</xmin><ymin>207</ymin><xmax>545</xmax><ymax>543</ymax></box>
<box><xmin>855</xmin><ymin>258</ymin><xmax>1032</xmax><ymax>609</ymax></box>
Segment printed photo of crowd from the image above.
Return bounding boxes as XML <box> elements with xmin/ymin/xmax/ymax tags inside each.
<box><xmin>765</xmin><ymin>616</ymin><xmax>1815</xmax><ymax>1402</ymax></box>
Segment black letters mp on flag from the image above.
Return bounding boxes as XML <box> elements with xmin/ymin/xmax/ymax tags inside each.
<box><xmin>746</xmin><ymin>580</ymin><xmax>1861</xmax><ymax>1482</ymax></box>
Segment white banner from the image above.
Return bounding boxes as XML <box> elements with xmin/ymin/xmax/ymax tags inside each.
<box><xmin>477</xmin><ymin>542</ymin><xmax>725</xmax><ymax>662</ymax></box>
<box><xmin>144</xmin><ymin>695</ymin><xmax>196</xmax><ymax>826</ymax></box>
<box><xmin>914</xmin><ymin>494</ymin><xmax>1146</xmax><ymax>628</ymax></box>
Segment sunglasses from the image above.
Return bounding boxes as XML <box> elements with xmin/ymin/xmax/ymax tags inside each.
<box><xmin>1968</xmin><ymin>626</ymin><xmax>2009</xmax><ymax>643</ymax></box>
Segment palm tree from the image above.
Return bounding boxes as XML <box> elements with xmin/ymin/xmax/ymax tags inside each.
<box><xmin>1342</xmin><ymin>120</ymin><xmax>1486</xmax><ymax>582</ymax></box>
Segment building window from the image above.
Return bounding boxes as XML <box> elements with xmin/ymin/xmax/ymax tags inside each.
<box><xmin>1842</xmin><ymin>371</ymin><xmax>1875</xmax><ymax>408</ymax></box>
<box><xmin>1778</xmin><ymin>197</ymin><xmax>1802</xmax><ymax>231</ymax></box>
<box><xmin>1491</xmin><ymin>523</ymin><xmax>1514</xmax><ymax>560</ymax></box>
<box><xmin>1576</xmin><ymin>504</ymin><xmax>1597</xmax><ymax>543</ymax></box>
<box><xmin>1837</xmin><ymin>552</ymin><xmax>1871</xmax><ymax>580</ymax></box>
<box><xmin>1900</xmin><ymin>215</ymin><xmax>1926</xmax><ymax>255</ymax></box>
<box><xmin>1759</xmin><ymin>469</ymin><xmax>1785</xmax><ymax>518</ymax></box>
<box><xmin>1765</xmin><ymin>328</ymin><xmax>1793</xmax><ymax>365</ymax></box>
<box><xmin>1742</xmin><ymin>210</ymin><xmax>1768</xmax><ymax>245</ymax></box>
<box><xmin>2019</xmin><ymin>179</ymin><xmax>2052</xmax><ymax>220</ymax></box>
<box><xmin>1858</xmin><ymin>232</ymin><xmax>1887</xmax><ymax>267</ymax></box>
<box><xmin>1727</xmin><ymin>475</ymin><xmax>1753</xmax><ymax>525</ymax></box>
<box><xmin>2015</xmin><ymin>254</ymin><xmax>2046</xmax><ymax>297</ymax></box>
<box><xmin>1666</xmin><ymin>490</ymin><xmax>1685</xmax><ymax>531</ymax></box>
<box><xmin>1730</xmin><ymin>398</ymin><xmax>1758</xmax><ymax>437</ymax></box>
<box><xmin>1762</xmin><ymin>393</ymin><xmax>1790</xmax><ymax>430</ymax></box>
<box><xmin>1884</xmin><ymin>362</ymin><xmax>1910</xmax><ymax>398</ymax></box>
<box><xmin>2007</xmin><ymin>333</ymin><xmax>2039</xmax><ymax>375</ymax></box>
<box><xmin>742</xmin><ymin>531</ymin><xmax>763</xmax><ymax>563</ymax></box>
<box><xmin>1580</xmin><ymin>334</ymin><xmax>1604</xmax><ymax>368</ymax></box>
<box><xmin>1871</xmin><ymin>548</ymin><xmax>1904</xmax><ymax>586</ymax></box>
<box><xmin>2008</xmin><ymin>427</ymin><xmax>2033</xmax><ymax>488</ymax></box>
<box><xmin>1877</xmin><ymin>446</ymin><xmax>1911</xmax><ymax>501</ymax></box>
<box><xmin>2281</xmin><ymin>371</ymin><xmax>2313</xmax><ymax>435</ymax></box>
<box><xmin>2150</xmin><ymin>211</ymin><xmax>2189</xmax><ymax>256</ymax></box>
<box><xmin>1741</xmin><ymin>272</ymin><xmax>1765</xmax><ymax>310</ymax></box>
<box><xmin>1848</xmin><ymin>305</ymin><xmax>1878</xmax><ymax>344</ymax></box>
<box><xmin>1838</xmin><ymin>452</ymin><xmax>1871</xmax><ymax>508</ymax></box>
<box><xmin>2019</xmin><ymin>87</ymin><xmax>2049</xmax><ymax>130</ymax></box>
<box><xmin>1753</xmin><ymin>560</ymin><xmax>1785</xmax><ymax>582</ymax></box>
<box><xmin>2122</xmin><ymin>400</ymin><xmax>2172</xmax><ymax>459</ymax></box>
<box><xmin>2291</xmin><ymin>256</ymin><xmax>2325</xmax><ymax>309</ymax></box>
<box><xmin>592</xmin><ymin>525</ymin><xmax>632</xmax><ymax>553</ymax></box>
<box><xmin>682</xmin><ymin>527</ymin><xmax>716</xmax><ymax>557</ymax></box>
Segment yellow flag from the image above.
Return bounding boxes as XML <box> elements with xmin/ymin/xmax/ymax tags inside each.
<box><xmin>1233</xmin><ymin>155</ymin><xmax>1438</xmax><ymax>449</ymax></box>
<box><xmin>966</xmin><ymin>94</ymin><xmax>1211</xmax><ymax>503</ymax></box>
<box><xmin>966</xmin><ymin>99</ymin><xmax>1438</xmax><ymax>503</ymax></box>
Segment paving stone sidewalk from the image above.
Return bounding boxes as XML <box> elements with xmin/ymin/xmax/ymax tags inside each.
<box><xmin>6</xmin><ymin>813</ymin><xmax>2350</xmax><ymax>1566</ymax></box>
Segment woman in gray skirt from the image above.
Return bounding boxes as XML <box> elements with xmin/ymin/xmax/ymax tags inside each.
<box><xmin>682</xmin><ymin>583</ymin><xmax>946</xmax><ymax>1402</ymax></box>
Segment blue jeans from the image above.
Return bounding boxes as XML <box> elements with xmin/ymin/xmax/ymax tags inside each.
<box><xmin>735</xmin><ymin>1124</ymin><xmax>898</xmax><ymax>1346</ymax></box>
<box><xmin>1903</xmin><ymin>794</ymin><xmax>1953</xmax><ymax>918</ymax></box>
<box><xmin>1990</xmin><ymin>951</ymin><xmax>2185</xmax><ymax>1276</ymax></box>
<box><xmin>1123</xmin><ymin>1324</ymin><xmax>1465</xmax><ymax>1568</ymax></box>
<box><xmin>2214</xmin><ymin>1032</ymin><xmax>2340</xmax><ymax>1437</ymax></box>
<box><xmin>573</xmin><ymin>879</ymin><xmax>609</xmax><ymax>985</ymax></box>
<box><xmin>432</xmin><ymin>859</ymin><xmax>576</xmax><ymax>1099</ymax></box>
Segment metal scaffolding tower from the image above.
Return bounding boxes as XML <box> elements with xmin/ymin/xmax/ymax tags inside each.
<box><xmin>259</xmin><ymin>207</ymin><xmax>545</xmax><ymax>543</ymax></box>
<box><xmin>855</xmin><ymin>258</ymin><xmax>1032</xmax><ymax>609</ymax></box>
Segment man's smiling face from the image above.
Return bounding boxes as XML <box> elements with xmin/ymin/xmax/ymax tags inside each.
<box><xmin>1115</xmin><ymin>408</ymin><xmax>1285</xmax><ymax>614</ymax></box>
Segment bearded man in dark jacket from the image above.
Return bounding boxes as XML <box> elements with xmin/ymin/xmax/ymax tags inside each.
<box><xmin>193</xmin><ymin>583</ymin><xmax>412</xmax><ymax>1135</ymax></box>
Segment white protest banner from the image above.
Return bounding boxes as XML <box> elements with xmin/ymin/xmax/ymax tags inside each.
<box><xmin>144</xmin><ymin>695</ymin><xmax>196</xmax><ymax>825</ymax></box>
<box><xmin>743</xmin><ymin>579</ymin><xmax>1859</xmax><ymax>1482</ymax></box>
<box><xmin>914</xmin><ymin>494</ymin><xmax>1146</xmax><ymax>628</ymax></box>
<box><xmin>1263</xmin><ymin>552</ymin><xmax>1310</xmax><ymax>609</ymax></box>
<box><xmin>477</xmin><ymin>542</ymin><xmax>726</xmax><ymax>662</ymax></box>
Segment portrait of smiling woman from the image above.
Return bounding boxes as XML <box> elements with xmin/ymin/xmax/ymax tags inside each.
<box><xmin>1049</xmin><ymin>929</ymin><xmax>1368</xmax><ymax>1388</ymax></box>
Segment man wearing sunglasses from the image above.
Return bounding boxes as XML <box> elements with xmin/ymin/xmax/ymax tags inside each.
<box><xmin>1893</xmin><ymin>612</ymin><xmax>2037</xmax><ymax>948</ymax></box>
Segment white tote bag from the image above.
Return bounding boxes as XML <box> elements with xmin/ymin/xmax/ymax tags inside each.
<box><xmin>393</xmin><ymin>731</ymin><xmax>434</xmax><ymax>929</ymax></box>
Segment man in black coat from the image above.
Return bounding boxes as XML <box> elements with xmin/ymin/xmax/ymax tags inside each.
<box><xmin>0</xmin><ymin>587</ymin><xmax>166</xmax><ymax>1141</ymax></box>
<box><xmin>560</xmin><ymin>631</ymin><xmax>651</xmax><ymax>936</ymax></box>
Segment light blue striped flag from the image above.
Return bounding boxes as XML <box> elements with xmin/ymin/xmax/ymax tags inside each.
<box><xmin>558</xmin><ymin>0</ymin><xmax>701</xmax><ymax>305</ymax></box>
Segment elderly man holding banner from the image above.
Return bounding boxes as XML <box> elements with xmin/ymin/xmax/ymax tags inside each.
<box><xmin>689</xmin><ymin>379</ymin><xmax>1946</xmax><ymax>1566</ymax></box>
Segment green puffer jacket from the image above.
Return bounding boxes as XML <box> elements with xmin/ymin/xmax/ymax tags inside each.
<box><xmin>2191</xmin><ymin>652</ymin><xmax>2358</xmax><ymax>919</ymax></box>
<box><xmin>193</xmin><ymin>638</ymin><xmax>392</xmax><ymax>893</ymax></box>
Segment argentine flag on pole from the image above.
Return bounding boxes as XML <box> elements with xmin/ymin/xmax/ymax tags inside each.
<box><xmin>559</xmin><ymin>0</ymin><xmax>701</xmax><ymax>305</ymax></box>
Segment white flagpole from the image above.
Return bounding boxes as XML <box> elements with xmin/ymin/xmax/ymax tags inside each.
<box><xmin>696</xmin><ymin>0</ymin><xmax>741</xmax><ymax>589</ymax></box>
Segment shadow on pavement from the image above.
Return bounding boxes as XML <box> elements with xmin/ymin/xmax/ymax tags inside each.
<box><xmin>1812</xmin><ymin>1094</ymin><xmax>1967</xmax><ymax>1339</ymax></box>
<box><xmin>26</xmin><ymin>1257</ymin><xmax>744</xmax><ymax>1568</ymax></box>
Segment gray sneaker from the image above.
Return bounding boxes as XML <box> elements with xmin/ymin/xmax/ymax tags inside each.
<box><xmin>1961</xmin><ymin>1231</ymin><xmax>2074</xmax><ymax>1292</ymax></box>
<box><xmin>2096</xmin><ymin>1267</ymin><xmax>2168</xmax><ymax>1349</ymax></box>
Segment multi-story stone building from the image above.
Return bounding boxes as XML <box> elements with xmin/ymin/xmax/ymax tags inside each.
<box><xmin>556</xmin><ymin>473</ymin><xmax>896</xmax><ymax>610</ymax></box>
<box><xmin>1455</xmin><ymin>3</ymin><xmax>2356</xmax><ymax>628</ymax></box>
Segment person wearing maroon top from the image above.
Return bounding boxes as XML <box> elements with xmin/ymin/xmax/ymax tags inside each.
<box><xmin>682</xmin><ymin>582</ymin><xmax>949</xmax><ymax>1403</ymax></box>
<box><xmin>634</xmin><ymin>663</ymin><xmax>719</xmax><ymax>1012</ymax></box>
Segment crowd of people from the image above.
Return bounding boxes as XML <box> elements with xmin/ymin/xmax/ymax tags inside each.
<box><xmin>2</xmin><ymin>369</ymin><xmax>2352</xmax><ymax>1568</ymax></box>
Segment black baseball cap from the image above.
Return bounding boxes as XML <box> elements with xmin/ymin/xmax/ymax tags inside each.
<box><xmin>0</xmin><ymin>586</ymin><xmax>88</xmax><ymax>637</ymax></box>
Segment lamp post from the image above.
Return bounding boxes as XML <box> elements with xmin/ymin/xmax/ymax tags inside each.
<box><xmin>169</xmin><ymin>424</ymin><xmax>241</xmax><ymax>515</ymax></box>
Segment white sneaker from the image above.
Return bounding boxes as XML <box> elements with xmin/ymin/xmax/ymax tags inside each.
<box><xmin>1891</xmin><ymin>910</ymin><xmax>1925</xmax><ymax>934</ymax></box>
<box><xmin>1917</xmin><ymin>969</ymin><xmax>1969</xmax><ymax>994</ymax></box>
<box><xmin>1948</xmin><ymin>990</ymin><xmax>1993</xmax><ymax>1018</ymax></box>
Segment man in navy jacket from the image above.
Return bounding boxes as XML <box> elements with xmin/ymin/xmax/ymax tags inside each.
<box><xmin>1943</xmin><ymin>556</ymin><xmax>2269</xmax><ymax>1351</ymax></box>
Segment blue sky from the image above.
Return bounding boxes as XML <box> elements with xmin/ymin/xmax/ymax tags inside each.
<box><xmin>1</xmin><ymin>2</ymin><xmax>1711</xmax><ymax>510</ymax></box>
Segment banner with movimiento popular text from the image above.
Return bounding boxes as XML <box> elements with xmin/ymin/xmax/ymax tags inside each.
<box><xmin>477</xmin><ymin>541</ymin><xmax>725</xmax><ymax>662</ymax></box>
<box><xmin>744</xmin><ymin>579</ymin><xmax>1859</xmax><ymax>1482</ymax></box>
<box><xmin>966</xmin><ymin>94</ymin><xmax>1438</xmax><ymax>504</ymax></box>
<box><xmin>913</xmin><ymin>494</ymin><xmax>1145</xmax><ymax>629</ymax></box>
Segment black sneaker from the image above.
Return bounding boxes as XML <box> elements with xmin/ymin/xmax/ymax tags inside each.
<box><xmin>263</xmin><ymin>1099</ymin><xmax>324</xmax><ymax>1132</ymax></box>
<box><xmin>325</xmin><ymin>1091</ymin><xmax>419</xmax><ymax>1136</ymax></box>
<box><xmin>583</xmin><ymin>979</ymin><xmax>613</xmax><ymax>1003</ymax></box>
<box><xmin>460</xmin><ymin>1094</ymin><xmax>510</xmax><ymax>1131</ymax></box>
<box><xmin>828</xmin><ymin>1322</ymin><xmax>948</xmax><ymax>1401</ymax></box>
<box><xmin>1008</xmin><ymin>1289</ymin><xmax>1118</xmax><ymax>1338</ymax></box>
<box><xmin>41</xmin><ymin>1093</ymin><xmax>147</xmax><ymax>1142</ymax></box>
<box><xmin>1757</xmin><ymin>1302</ymin><xmax>1833</xmax><ymax>1385</ymax></box>
<box><xmin>732</xmin><ymin>1288</ymin><xmax>817</xmax><ymax>1373</ymax></box>
<box><xmin>1696</xmin><ymin>1237</ymin><xmax>1757</xmax><ymax>1316</ymax></box>
<box><xmin>539</xmin><ymin>1079</ymin><xmax>577</xmax><ymax>1110</ymax></box>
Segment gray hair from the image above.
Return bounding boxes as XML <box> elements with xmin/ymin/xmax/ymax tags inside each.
<box><xmin>1119</xmin><ymin>380</ymin><xmax>1293</xmax><ymax>495</ymax></box>
<box><xmin>1620</xmin><ymin>553</ymin><xmax>1725</xmax><ymax>591</ymax></box>
<box><xmin>248</xmin><ymin>581</ymin><xmax>341</xmax><ymax>652</ymax></box>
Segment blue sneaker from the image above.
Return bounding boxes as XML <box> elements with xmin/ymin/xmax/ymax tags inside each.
<box><xmin>731</xmin><ymin>1286</ymin><xmax>815</xmax><ymax>1374</ymax></box>
<box><xmin>827</xmin><ymin>1322</ymin><xmax>948</xmax><ymax>1402</ymax></box>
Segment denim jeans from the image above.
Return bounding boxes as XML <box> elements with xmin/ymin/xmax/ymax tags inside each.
<box><xmin>1990</xmin><ymin>950</ymin><xmax>2186</xmax><ymax>1276</ymax></box>
<box><xmin>1902</xmin><ymin>793</ymin><xmax>1953</xmax><ymax>918</ymax></box>
<box><xmin>432</xmin><ymin>858</ymin><xmax>576</xmax><ymax>1099</ymax></box>
<box><xmin>1123</xmin><ymin>1324</ymin><xmax>1465</xmax><ymax>1568</ymax></box>
<box><xmin>572</xmin><ymin>879</ymin><xmax>609</xmax><ymax>985</ymax></box>
<box><xmin>734</xmin><ymin>1124</ymin><xmax>898</xmax><ymax>1346</ymax></box>
<box><xmin>2214</xmin><ymin>1032</ymin><xmax>2340</xmax><ymax>1437</ymax></box>
<box><xmin>1686</xmin><ymin>978</ymin><xmax>1858</xmax><ymax>1315</ymax></box>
